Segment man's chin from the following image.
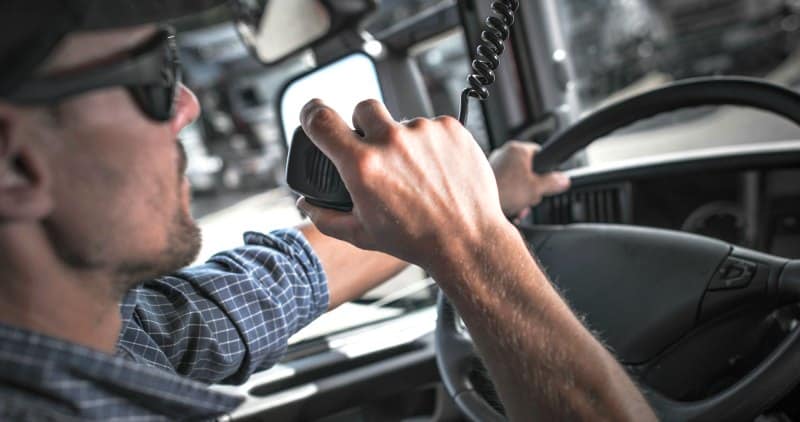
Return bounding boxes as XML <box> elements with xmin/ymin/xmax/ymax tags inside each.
<box><xmin>114</xmin><ymin>214</ymin><xmax>201</xmax><ymax>292</ymax></box>
<box><xmin>163</xmin><ymin>214</ymin><xmax>203</xmax><ymax>272</ymax></box>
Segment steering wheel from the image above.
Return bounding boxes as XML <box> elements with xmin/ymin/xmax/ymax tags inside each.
<box><xmin>436</xmin><ymin>77</ymin><xmax>800</xmax><ymax>422</ymax></box>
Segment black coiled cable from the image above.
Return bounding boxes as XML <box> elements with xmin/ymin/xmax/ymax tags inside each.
<box><xmin>458</xmin><ymin>0</ymin><xmax>521</xmax><ymax>125</ymax></box>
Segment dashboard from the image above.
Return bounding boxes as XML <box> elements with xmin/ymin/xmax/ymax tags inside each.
<box><xmin>525</xmin><ymin>141</ymin><xmax>800</xmax><ymax>414</ymax></box>
<box><xmin>215</xmin><ymin>141</ymin><xmax>800</xmax><ymax>421</ymax></box>
<box><xmin>529</xmin><ymin>140</ymin><xmax>800</xmax><ymax>260</ymax></box>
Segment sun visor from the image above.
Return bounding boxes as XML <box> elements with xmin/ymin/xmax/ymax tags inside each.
<box><xmin>80</xmin><ymin>0</ymin><xmax>229</xmax><ymax>29</ymax></box>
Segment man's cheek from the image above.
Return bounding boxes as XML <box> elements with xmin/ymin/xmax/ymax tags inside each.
<box><xmin>60</xmin><ymin>90</ymin><xmax>135</xmax><ymax>129</ymax></box>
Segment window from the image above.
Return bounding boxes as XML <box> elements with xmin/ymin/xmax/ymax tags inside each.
<box><xmin>177</xmin><ymin>1</ymin><xmax>466</xmax><ymax>349</ymax></box>
<box><xmin>553</xmin><ymin>0</ymin><xmax>800</xmax><ymax>164</ymax></box>
<box><xmin>413</xmin><ymin>29</ymin><xmax>492</xmax><ymax>152</ymax></box>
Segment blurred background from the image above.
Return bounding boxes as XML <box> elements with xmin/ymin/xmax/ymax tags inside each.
<box><xmin>174</xmin><ymin>0</ymin><xmax>800</xmax><ymax>343</ymax></box>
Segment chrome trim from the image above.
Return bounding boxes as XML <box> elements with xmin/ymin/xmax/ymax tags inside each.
<box><xmin>568</xmin><ymin>139</ymin><xmax>800</xmax><ymax>179</ymax></box>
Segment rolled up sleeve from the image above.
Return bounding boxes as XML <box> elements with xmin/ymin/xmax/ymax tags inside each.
<box><xmin>117</xmin><ymin>228</ymin><xmax>329</xmax><ymax>385</ymax></box>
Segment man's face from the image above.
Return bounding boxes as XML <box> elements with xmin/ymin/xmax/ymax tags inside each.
<box><xmin>31</xmin><ymin>25</ymin><xmax>202</xmax><ymax>288</ymax></box>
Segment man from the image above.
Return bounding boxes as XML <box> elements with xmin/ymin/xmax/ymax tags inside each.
<box><xmin>0</xmin><ymin>1</ymin><xmax>655</xmax><ymax>421</ymax></box>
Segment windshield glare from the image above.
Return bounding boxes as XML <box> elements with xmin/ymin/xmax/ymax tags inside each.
<box><xmin>556</xmin><ymin>0</ymin><xmax>800</xmax><ymax>164</ymax></box>
<box><xmin>181</xmin><ymin>0</ymin><xmax>800</xmax><ymax>348</ymax></box>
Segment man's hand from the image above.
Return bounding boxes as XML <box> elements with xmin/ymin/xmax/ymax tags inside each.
<box><xmin>301</xmin><ymin>125</ymin><xmax>570</xmax><ymax>309</ymax></box>
<box><xmin>490</xmin><ymin>141</ymin><xmax>571</xmax><ymax>217</ymax></box>
<box><xmin>296</xmin><ymin>99</ymin><xmax>506</xmax><ymax>269</ymax></box>
<box><xmin>296</xmin><ymin>99</ymin><xmax>656</xmax><ymax>421</ymax></box>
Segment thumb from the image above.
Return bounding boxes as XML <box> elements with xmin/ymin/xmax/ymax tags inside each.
<box><xmin>297</xmin><ymin>197</ymin><xmax>364</xmax><ymax>244</ymax></box>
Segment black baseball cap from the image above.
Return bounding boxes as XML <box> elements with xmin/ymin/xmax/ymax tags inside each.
<box><xmin>0</xmin><ymin>0</ymin><xmax>229</xmax><ymax>96</ymax></box>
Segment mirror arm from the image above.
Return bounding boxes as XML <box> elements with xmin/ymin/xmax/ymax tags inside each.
<box><xmin>312</xmin><ymin>29</ymin><xmax>367</xmax><ymax>65</ymax></box>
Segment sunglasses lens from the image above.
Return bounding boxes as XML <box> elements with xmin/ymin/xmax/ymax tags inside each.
<box><xmin>129</xmin><ymin>86</ymin><xmax>172</xmax><ymax>121</ymax></box>
<box><xmin>129</xmin><ymin>39</ymin><xmax>181</xmax><ymax>121</ymax></box>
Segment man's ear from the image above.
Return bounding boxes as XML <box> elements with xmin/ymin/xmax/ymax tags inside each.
<box><xmin>0</xmin><ymin>103</ymin><xmax>53</xmax><ymax>221</ymax></box>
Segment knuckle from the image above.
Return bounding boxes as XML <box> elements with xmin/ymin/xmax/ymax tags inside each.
<box><xmin>306</xmin><ymin>106</ymin><xmax>338</xmax><ymax>131</ymax></box>
<box><xmin>354</xmin><ymin>150</ymin><xmax>381</xmax><ymax>178</ymax></box>
<box><xmin>506</xmin><ymin>140</ymin><xmax>526</xmax><ymax>152</ymax></box>
<box><xmin>382</xmin><ymin>124</ymin><xmax>404</xmax><ymax>143</ymax></box>
<box><xmin>507</xmin><ymin>141</ymin><xmax>532</xmax><ymax>158</ymax></box>
<box><xmin>434</xmin><ymin>115</ymin><xmax>462</xmax><ymax>132</ymax></box>
<box><xmin>404</xmin><ymin>117</ymin><xmax>431</xmax><ymax>131</ymax></box>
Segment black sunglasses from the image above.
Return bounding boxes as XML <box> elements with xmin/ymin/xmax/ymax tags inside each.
<box><xmin>4</xmin><ymin>27</ymin><xmax>181</xmax><ymax>122</ymax></box>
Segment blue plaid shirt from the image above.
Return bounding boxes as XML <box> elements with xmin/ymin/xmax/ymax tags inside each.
<box><xmin>0</xmin><ymin>229</ymin><xmax>329</xmax><ymax>421</ymax></box>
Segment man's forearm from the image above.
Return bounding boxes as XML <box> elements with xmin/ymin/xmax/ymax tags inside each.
<box><xmin>300</xmin><ymin>223</ymin><xmax>408</xmax><ymax>309</ymax></box>
<box><xmin>430</xmin><ymin>221</ymin><xmax>656</xmax><ymax>421</ymax></box>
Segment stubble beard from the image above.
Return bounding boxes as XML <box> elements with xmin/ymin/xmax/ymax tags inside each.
<box><xmin>111</xmin><ymin>179</ymin><xmax>202</xmax><ymax>297</ymax></box>
<box><xmin>48</xmin><ymin>151</ymin><xmax>203</xmax><ymax>300</ymax></box>
<box><xmin>112</xmin><ymin>140</ymin><xmax>201</xmax><ymax>295</ymax></box>
<box><xmin>45</xmin><ymin>203</ymin><xmax>202</xmax><ymax>301</ymax></box>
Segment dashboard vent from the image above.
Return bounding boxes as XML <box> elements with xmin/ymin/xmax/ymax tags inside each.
<box><xmin>531</xmin><ymin>183</ymin><xmax>631</xmax><ymax>225</ymax></box>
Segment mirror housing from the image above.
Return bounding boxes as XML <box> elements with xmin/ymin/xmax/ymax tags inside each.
<box><xmin>279</xmin><ymin>53</ymin><xmax>383</xmax><ymax>144</ymax></box>
<box><xmin>279</xmin><ymin>53</ymin><xmax>383</xmax><ymax>210</ymax></box>
<box><xmin>232</xmin><ymin>0</ymin><xmax>378</xmax><ymax>65</ymax></box>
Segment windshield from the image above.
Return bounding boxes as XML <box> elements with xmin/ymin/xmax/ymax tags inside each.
<box><xmin>555</xmin><ymin>0</ymin><xmax>800</xmax><ymax>164</ymax></box>
<box><xmin>176</xmin><ymin>0</ymin><xmax>459</xmax><ymax>351</ymax></box>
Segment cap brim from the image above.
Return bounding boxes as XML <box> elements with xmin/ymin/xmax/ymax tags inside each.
<box><xmin>0</xmin><ymin>0</ymin><xmax>230</xmax><ymax>96</ymax></box>
<box><xmin>81</xmin><ymin>0</ymin><xmax>229</xmax><ymax>30</ymax></box>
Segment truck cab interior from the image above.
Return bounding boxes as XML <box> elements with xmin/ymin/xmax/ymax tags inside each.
<box><xmin>174</xmin><ymin>0</ymin><xmax>800</xmax><ymax>420</ymax></box>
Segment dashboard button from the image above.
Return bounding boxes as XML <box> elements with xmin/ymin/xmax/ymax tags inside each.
<box><xmin>708</xmin><ymin>257</ymin><xmax>757</xmax><ymax>290</ymax></box>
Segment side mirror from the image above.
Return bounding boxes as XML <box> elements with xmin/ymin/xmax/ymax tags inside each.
<box><xmin>231</xmin><ymin>0</ymin><xmax>377</xmax><ymax>65</ymax></box>
<box><xmin>279</xmin><ymin>53</ymin><xmax>383</xmax><ymax>210</ymax></box>
<box><xmin>279</xmin><ymin>53</ymin><xmax>383</xmax><ymax>145</ymax></box>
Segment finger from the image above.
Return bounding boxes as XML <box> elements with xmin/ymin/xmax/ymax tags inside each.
<box><xmin>297</xmin><ymin>197</ymin><xmax>363</xmax><ymax>244</ymax></box>
<box><xmin>352</xmin><ymin>99</ymin><xmax>397</xmax><ymax>139</ymax></box>
<box><xmin>492</xmin><ymin>140</ymin><xmax>537</xmax><ymax>166</ymax></box>
<box><xmin>300</xmin><ymin>99</ymin><xmax>362</xmax><ymax>165</ymax></box>
<box><xmin>536</xmin><ymin>172</ymin><xmax>571</xmax><ymax>196</ymax></box>
<box><xmin>519</xmin><ymin>141</ymin><xmax>540</xmax><ymax>160</ymax></box>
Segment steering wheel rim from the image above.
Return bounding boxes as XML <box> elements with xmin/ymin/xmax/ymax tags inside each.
<box><xmin>436</xmin><ymin>294</ymin><xmax>505</xmax><ymax>422</ymax></box>
<box><xmin>534</xmin><ymin>76</ymin><xmax>800</xmax><ymax>173</ymax></box>
<box><xmin>436</xmin><ymin>76</ymin><xmax>800</xmax><ymax>422</ymax></box>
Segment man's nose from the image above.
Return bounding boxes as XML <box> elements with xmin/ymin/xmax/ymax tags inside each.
<box><xmin>171</xmin><ymin>84</ymin><xmax>201</xmax><ymax>133</ymax></box>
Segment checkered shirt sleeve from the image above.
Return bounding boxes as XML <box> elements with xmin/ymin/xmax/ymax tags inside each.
<box><xmin>116</xmin><ymin>228</ymin><xmax>329</xmax><ymax>385</ymax></box>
